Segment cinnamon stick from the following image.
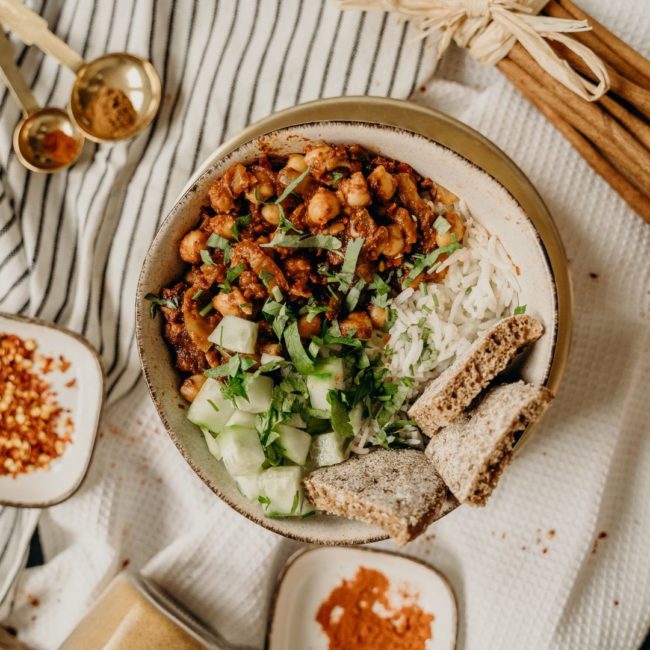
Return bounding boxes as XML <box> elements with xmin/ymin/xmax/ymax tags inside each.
<box><xmin>548</xmin><ymin>39</ymin><xmax>650</xmax><ymax>121</ymax></box>
<box><xmin>498</xmin><ymin>58</ymin><xmax>650</xmax><ymax>223</ymax></box>
<box><xmin>507</xmin><ymin>43</ymin><xmax>650</xmax><ymax>196</ymax></box>
<box><xmin>557</xmin><ymin>0</ymin><xmax>650</xmax><ymax>89</ymax></box>
<box><xmin>544</xmin><ymin>1</ymin><xmax>650</xmax><ymax>89</ymax></box>
<box><xmin>599</xmin><ymin>94</ymin><xmax>650</xmax><ymax>151</ymax></box>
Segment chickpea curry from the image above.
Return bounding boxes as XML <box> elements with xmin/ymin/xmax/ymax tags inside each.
<box><xmin>147</xmin><ymin>141</ymin><xmax>467</xmax><ymax>518</ymax></box>
<box><xmin>154</xmin><ymin>141</ymin><xmax>466</xmax><ymax>395</ymax></box>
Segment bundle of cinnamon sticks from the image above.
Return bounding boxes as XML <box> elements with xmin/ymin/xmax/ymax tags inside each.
<box><xmin>497</xmin><ymin>0</ymin><xmax>650</xmax><ymax>224</ymax></box>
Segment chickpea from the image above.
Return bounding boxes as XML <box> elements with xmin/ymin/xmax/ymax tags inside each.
<box><xmin>245</xmin><ymin>167</ymin><xmax>275</xmax><ymax>203</ymax></box>
<box><xmin>261</xmin><ymin>204</ymin><xmax>281</xmax><ymax>226</ymax></box>
<box><xmin>435</xmin><ymin>184</ymin><xmax>459</xmax><ymax>206</ymax></box>
<box><xmin>229</xmin><ymin>163</ymin><xmax>252</xmax><ymax>196</ymax></box>
<box><xmin>382</xmin><ymin>224</ymin><xmax>405</xmax><ymax>258</ymax></box>
<box><xmin>210</xmin><ymin>214</ymin><xmax>236</xmax><ymax>240</ymax></box>
<box><xmin>286</xmin><ymin>154</ymin><xmax>307</xmax><ymax>173</ymax></box>
<box><xmin>368</xmin><ymin>165</ymin><xmax>397</xmax><ymax>202</ymax></box>
<box><xmin>307</xmin><ymin>188</ymin><xmax>340</xmax><ymax>226</ymax></box>
<box><xmin>298</xmin><ymin>314</ymin><xmax>322</xmax><ymax>339</ymax></box>
<box><xmin>340</xmin><ymin>312</ymin><xmax>373</xmax><ymax>339</ymax></box>
<box><xmin>435</xmin><ymin>211</ymin><xmax>465</xmax><ymax>247</ymax></box>
<box><xmin>368</xmin><ymin>304</ymin><xmax>386</xmax><ymax>330</ymax></box>
<box><xmin>209</xmin><ymin>179</ymin><xmax>234</xmax><ymax>213</ymax></box>
<box><xmin>212</xmin><ymin>288</ymin><xmax>253</xmax><ymax>316</ymax></box>
<box><xmin>338</xmin><ymin>171</ymin><xmax>371</xmax><ymax>208</ymax></box>
<box><xmin>304</xmin><ymin>142</ymin><xmax>350</xmax><ymax>179</ymax></box>
<box><xmin>179</xmin><ymin>229</ymin><xmax>209</xmax><ymax>264</ymax></box>
<box><xmin>180</xmin><ymin>374</ymin><xmax>207</xmax><ymax>402</ymax></box>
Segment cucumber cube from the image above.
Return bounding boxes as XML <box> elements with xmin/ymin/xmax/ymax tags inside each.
<box><xmin>234</xmin><ymin>375</ymin><xmax>273</xmax><ymax>413</ymax></box>
<box><xmin>209</xmin><ymin>315</ymin><xmax>258</xmax><ymax>354</ymax></box>
<box><xmin>306</xmin><ymin>357</ymin><xmax>345</xmax><ymax>412</ymax></box>
<box><xmin>276</xmin><ymin>424</ymin><xmax>312</xmax><ymax>466</ymax></box>
<box><xmin>226</xmin><ymin>411</ymin><xmax>258</xmax><ymax>429</ymax></box>
<box><xmin>187</xmin><ymin>378</ymin><xmax>234</xmax><ymax>433</ymax></box>
<box><xmin>200</xmin><ymin>426</ymin><xmax>221</xmax><ymax>460</ymax></box>
<box><xmin>259</xmin><ymin>466</ymin><xmax>304</xmax><ymax>516</ymax></box>
<box><xmin>309</xmin><ymin>431</ymin><xmax>349</xmax><ymax>467</ymax></box>
<box><xmin>219</xmin><ymin>426</ymin><xmax>265</xmax><ymax>476</ymax></box>
<box><xmin>234</xmin><ymin>471</ymin><xmax>262</xmax><ymax>501</ymax></box>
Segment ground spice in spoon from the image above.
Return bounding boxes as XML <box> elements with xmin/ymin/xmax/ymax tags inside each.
<box><xmin>316</xmin><ymin>567</ymin><xmax>434</xmax><ymax>650</ymax></box>
<box><xmin>86</xmin><ymin>87</ymin><xmax>138</xmax><ymax>138</ymax></box>
<box><xmin>42</xmin><ymin>129</ymin><xmax>80</xmax><ymax>165</ymax></box>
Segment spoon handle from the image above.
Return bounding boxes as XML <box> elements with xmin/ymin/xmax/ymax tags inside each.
<box><xmin>0</xmin><ymin>29</ymin><xmax>38</xmax><ymax>115</ymax></box>
<box><xmin>0</xmin><ymin>0</ymin><xmax>84</xmax><ymax>72</ymax></box>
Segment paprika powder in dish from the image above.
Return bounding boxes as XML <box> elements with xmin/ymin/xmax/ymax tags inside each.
<box><xmin>316</xmin><ymin>566</ymin><xmax>434</xmax><ymax>650</ymax></box>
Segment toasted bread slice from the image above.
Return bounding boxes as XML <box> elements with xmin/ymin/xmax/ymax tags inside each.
<box><xmin>426</xmin><ymin>381</ymin><xmax>553</xmax><ymax>506</ymax></box>
<box><xmin>408</xmin><ymin>314</ymin><xmax>544</xmax><ymax>436</ymax></box>
<box><xmin>303</xmin><ymin>449</ymin><xmax>448</xmax><ymax>546</ymax></box>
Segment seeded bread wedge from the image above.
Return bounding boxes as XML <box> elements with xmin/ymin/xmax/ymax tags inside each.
<box><xmin>303</xmin><ymin>449</ymin><xmax>448</xmax><ymax>546</ymax></box>
<box><xmin>426</xmin><ymin>381</ymin><xmax>553</xmax><ymax>506</ymax></box>
<box><xmin>409</xmin><ymin>314</ymin><xmax>544</xmax><ymax>436</ymax></box>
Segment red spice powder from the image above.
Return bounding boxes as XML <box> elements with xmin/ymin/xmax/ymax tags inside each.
<box><xmin>42</xmin><ymin>130</ymin><xmax>80</xmax><ymax>165</ymax></box>
<box><xmin>316</xmin><ymin>567</ymin><xmax>434</xmax><ymax>650</ymax></box>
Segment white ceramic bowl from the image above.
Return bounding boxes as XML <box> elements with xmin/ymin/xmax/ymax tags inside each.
<box><xmin>0</xmin><ymin>313</ymin><xmax>104</xmax><ymax>506</ymax></box>
<box><xmin>136</xmin><ymin>122</ymin><xmax>559</xmax><ymax>544</ymax></box>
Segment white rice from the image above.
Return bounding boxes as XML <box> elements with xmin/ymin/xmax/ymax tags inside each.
<box><xmin>350</xmin><ymin>207</ymin><xmax>521</xmax><ymax>454</ymax></box>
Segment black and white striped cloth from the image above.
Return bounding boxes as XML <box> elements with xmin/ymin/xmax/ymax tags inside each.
<box><xmin>0</xmin><ymin>0</ymin><xmax>435</xmax><ymax>620</ymax></box>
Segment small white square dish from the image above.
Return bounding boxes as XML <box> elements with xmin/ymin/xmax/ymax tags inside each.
<box><xmin>0</xmin><ymin>313</ymin><xmax>104</xmax><ymax>507</ymax></box>
<box><xmin>266</xmin><ymin>546</ymin><xmax>457</xmax><ymax>650</ymax></box>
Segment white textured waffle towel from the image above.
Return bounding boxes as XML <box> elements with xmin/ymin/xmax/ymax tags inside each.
<box><xmin>0</xmin><ymin>1</ymin><xmax>649</xmax><ymax>649</ymax></box>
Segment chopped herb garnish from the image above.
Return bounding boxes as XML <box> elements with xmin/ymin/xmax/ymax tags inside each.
<box><xmin>207</xmin><ymin>233</ymin><xmax>231</xmax><ymax>250</ymax></box>
<box><xmin>433</xmin><ymin>215</ymin><xmax>451</xmax><ymax>235</ymax></box>
<box><xmin>299</xmin><ymin>300</ymin><xmax>330</xmax><ymax>322</ymax></box>
<box><xmin>262</xmin><ymin>232</ymin><xmax>342</xmax><ymax>251</ymax></box>
<box><xmin>200</xmin><ymin>249</ymin><xmax>215</xmax><ymax>266</ymax></box>
<box><xmin>219</xmin><ymin>263</ymin><xmax>245</xmax><ymax>293</ymax></box>
<box><xmin>271</xmin><ymin>285</ymin><xmax>284</xmax><ymax>302</ymax></box>
<box><xmin>330</xmin><ymin>170</ymin><xmax>344</xmax><ymax>187</ymax></box>
<box><xmin>465</xmin><ymin>287</ymin><xmax>472</xmax><ymax>295</ymax></box>
<box><xmin>199</xmin><ymin>302</ymin><xmax>214</xmax><ymax>317</ymax></box>
<box><xmin>341</xmin><ymin>238</ymin><xmax>364</xmax><ymax>278</ymax></box>
<box><xmin>328</xmin><ymin>390</ymin><xmax>354</xmax><ymax>439</ymax></box>
<box><xmin>514</xmin><ymin>304</ymin><xmax>527</xmax><ymax>315</ymax></box>
<box><xmin>275</xmin><ymin>166</ymin><xmax>311</xmax><ymax>204</ymax></box>
<box><xmin>145</xmin><ymin>293</ymin><xmax>179</xmax><ymax>318</ymax></box>
<box><xmin>345</xmin><ymin>277</ymin><xmax>366</xmax><ymax>312</ymax></box>
<box><xmin>232</xmin><ymin>214</ymin><xmax>252</xmax><ymax>240</ymax></box>
<box><xmin>258</xmin><ymin>495</ymin><xmax>271</xmax><ymax>506</ymax></box>
<box><xmin>283</xmin><ymin>321</ymin><xmax>314</xmax><ymax>374</ymax></box>
<box><xmin>259</xmin><ymin>270</ymin><xmax>275</xmax><ymax>288</ymax></box>
<box><xmin>239</xmin><ymin>302</ymin><xmax>252</xmax><ymax>312</ymax></box>
<box><xmin>290</xmin><ymin>490</ymin><xmax>300</xmax><ymax>514</ymax></box>
<box><xmin>192</xmin><ymin>289</ymin><xmax>204</xmax><ymax>301</ymax></box>
<box><xmin>207</xmin><ymin>399</ymin><xmax>220</xmax><ymax>413</ymax></box>
<box><xmin>403</xmin><ymin>239</ymin><xmax>463</xmax><ymax>286</ymax></box>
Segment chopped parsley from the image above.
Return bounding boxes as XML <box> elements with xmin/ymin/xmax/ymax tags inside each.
<box><xmin>200</xmin><ymin>249</ymin><xmax>215</xmax><ymax>266</ymax></box>
<box><xmin>207</xmin><ymin>233</ymin><xmax>231</xmax><ymax>250</ymax></box>
<box><xmin>199</xmin><ymin>302</ymin><xmax>214</xmax><ymax>317</ymax></box>
<box><xmin>403</xmin><ymin>239</ymin><xmax>463</xmax><ymax>286</ymax></box>
<box><xmin>283</xmin><ymin>321</ymin><xmax>314</xmax><ymax>374</ymax></box>
<box><xmin>275</xmin><ymin>166</ymin><xmax>311</xmax><ymax>204</ymax></box>
<box><xmin>345</xmin><ymin>277</ymin><xmax>366</xmax><ymax>312</ymax></box>
<box><xmin>231</xmin><ymin>214</ymin><xmax>252</xmax><ymax>240</ymax></box>
<box><xmin>514</xmin><ymin>304</ymin><xmax>527</xmax><ymax>315</ymax></box>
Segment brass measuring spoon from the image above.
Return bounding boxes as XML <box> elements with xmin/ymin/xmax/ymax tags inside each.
<box><xmin>0</xmin><ymin>0</ymin><xmax>161</xmax><ymax>143</ymax></box>
<box><xmin>0</xmin><ymin>30</ymin><xmax>83</xmax><ymax>172</ymax></box>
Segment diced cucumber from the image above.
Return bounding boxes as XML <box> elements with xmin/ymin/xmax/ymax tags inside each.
<box><xmin>226</xmin><ymin>411</ymin><xmax>258</xmax><ymax>429</ymax></box>
<box><xmin>200</xmin><ymin>426</ymin><xmax>221</xmax><ymax>460</ymax></box>
<box><xmin>285</xmin><ymin>412</ymin><xmax>306</xmax><ymax>429</ymax></box>
<box><xmin>260</xmin><ymin>353</ymin><xmax>285</xmax><ymax>365</ymax></box>
<box><xmin>259</xmin><ymin>466</ymin><xmax>304</xmax><ymax>516</ymax></box>
<box><xmin>234</xmin><ymin>470</ymin><xmax>262</xmax><ymax>501</ymax></box>
<box><xmin>309</xmin><ymin>431</ymin><xmax>349</xmax><ymax>467</ymax></box>
<box><xmin>306</xmin><ymin>357</ymin><xmax>345</xmax><ymax>412</ymax></box>
<box><xmin>187</xmin><ymin>378</ymin><xmax>234</xmax><ymax>433</ymax></box>
<box><xmin>234</xmin><ymin>375</ymin><xmax>273</xmax><ymax>413</ymax></box>
<box><xmin>300</xmin><ymin>497</ymin><xmax>315</xmax><ymax>517</ymax></box>
<box><xmin>276</xmin><ymin>424</ymin><xmax>311</xmax><ymax>466</ymax></box>
<box><xmin>208</xmin><ymin>315</ymin><xmax>258</xmax><ymax>354</ymax></box>
<box><xmin>219</xmin><ymin>426</ymin><xmax>265</xmax><ymax>476</ymax></box>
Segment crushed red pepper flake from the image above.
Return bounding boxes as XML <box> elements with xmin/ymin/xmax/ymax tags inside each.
<box><xmin>0</xmin><ymin>334</ymin><xmax>73</xmax><ymax>477</ymax></box>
